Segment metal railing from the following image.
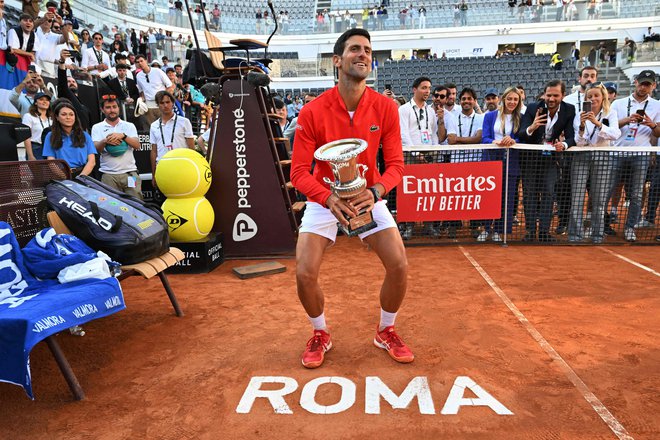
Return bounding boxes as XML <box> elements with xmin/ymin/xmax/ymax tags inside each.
<box><xmin>391</xmin><ymin>144</ymin><xmax>660</xmax><ymax>245</ymax></box>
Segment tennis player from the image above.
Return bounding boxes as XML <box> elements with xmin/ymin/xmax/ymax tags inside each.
<box><xmin>290</xmin><ymin>28</ymin><xmax>413</xmax><ymax>369</ymax></box>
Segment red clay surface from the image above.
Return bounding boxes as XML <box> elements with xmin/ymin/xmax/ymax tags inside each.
<box><xmin>1</xmin><ymin>240</ymin><xmax>658</xmax><ymax>440</ymax></box>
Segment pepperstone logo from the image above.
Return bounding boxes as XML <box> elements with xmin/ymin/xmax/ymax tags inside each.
<box><xmin>233</xmin><ymin>213</ymin><xmax>258</xmax><ymax>242</ymax></box>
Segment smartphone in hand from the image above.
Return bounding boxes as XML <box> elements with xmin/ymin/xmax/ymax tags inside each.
<box><xmin>582</xmin><ymin>101</ymin><xmax>592</xmax><ymax>114</ymax></box>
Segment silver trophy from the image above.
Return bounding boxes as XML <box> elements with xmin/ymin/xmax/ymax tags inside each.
<box><xmin>314</xmin><ymin>138</ymin><xmax>377</xmax><ymax>236</ymax></box>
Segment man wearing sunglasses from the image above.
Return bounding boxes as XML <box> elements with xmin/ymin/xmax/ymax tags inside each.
<box><xmin>81</xmin><ymin>32</ymin><xmax>110</xmax><ymax>76</ymax></box>
<box><xmin>35</xmin><ymin>7</ymin><xmax>69</xmax><ymax>77</ymax></box>
<box><xmin>92</xmin><ymin>94</ymin><xmax>141</xmax><ymax>199</ymax></box>
<box><xmin>135</xmin><ymin>53</ymin><xmax>174</xmax><ymax>126</ymax></box>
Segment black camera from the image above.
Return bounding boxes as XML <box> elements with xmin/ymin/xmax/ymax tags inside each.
<box><xmin>68</xmin><ymin>50</ymin><xmax>82</xmax><ymax>63</ymax></box>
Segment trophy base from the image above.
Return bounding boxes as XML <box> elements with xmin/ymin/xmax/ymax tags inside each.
<box><xmin>338</xmin><ymin>210</ymin><xmax>378</xmax><ymax>237</ymax></box>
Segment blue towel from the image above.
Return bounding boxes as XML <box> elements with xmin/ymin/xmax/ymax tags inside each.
<box><xmin>22</xmin><ymin>228</ymin><xmax>100</xmax><ymax>280</ymax></box>
<box><xmin>0</xmin><ymin>222</ymin><xmax>125</xmax><ymax>399</ymax></box>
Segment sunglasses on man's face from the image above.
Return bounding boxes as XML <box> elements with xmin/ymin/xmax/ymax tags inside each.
<box><xmin>94</xmin><ymin>37</ymin><xmax>103</xmax><ymax>41</ymax></box>
<box><xmin>434</xmin><ymin>93</ymin><xmax>447</xmax><ymax>99</ymax></box>
<box><xmin>52</xmin><ymin>26</ymin><xmax>60</xmax><ymax>30</ymax></box>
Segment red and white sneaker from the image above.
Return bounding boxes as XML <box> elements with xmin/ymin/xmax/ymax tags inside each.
<box><xmin>374</xmin><ymin>326</ymin><xmax>414</xmax><ymax>363</ymax></box>
<box><xmin>301</xmin><ymin>329</ymin><xmax>332</xmax><ymax>369</ymax></box>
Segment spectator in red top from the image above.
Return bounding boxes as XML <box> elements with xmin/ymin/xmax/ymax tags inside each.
<box><xmin>291</xmin><ymin>28</ymin><xmax>412</xmax><ymax>370</ymax></box>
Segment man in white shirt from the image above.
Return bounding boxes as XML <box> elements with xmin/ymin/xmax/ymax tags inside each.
<box><xmin>447</xmin><ymin>87</ymin><xmax>485</xmax><ymax>239</ymax></box>
<box><xmin>610</xmin><ymin>70</ymin><xmax>660</xmax><ymax>241</ymax></box>
<box><xmin>149</xmin><ymin>91</ymin><xmax>195</xmax><ymax>190</ymax></box>
<box><xmin>447</xmin><ymin>87</ymin><xmax>484</xmax><ymax>162</ymax></box>
<box><xmin>563</xmin><ymin>66</ymin><xmax>598</xmax><ymax>113</ymax></box>
<box><xmin>398</xmin><ymin>76</ymin><xmax>441</xmax><ymax>239</ymax></box>
<box><xmin>135</xmin><ymin>54</ymin><xmax>174</xmax><ymax>126</ymax></box>
<box><xmin>82</xmin><ymin>32</ymin><xmax>111</xmax><ymax>76</ymax></box>
<box><xmin>91</xmin><ymin>95</ymin><xmax>142</xmax><ymax>199</ymax></box>
<box><xmin>35</xmin><ymin>12</ymin><xmax>68</xmax><ymax>77</ymax></box>
<box><xmin>443</xmin><ymin>82</ymin><xmax>461</xmax><ymax>118</ymax></box>
<box><xmin>7</xmin><ymin>14</ymin><xmax>41</xmax><ymax>64</ymax></box>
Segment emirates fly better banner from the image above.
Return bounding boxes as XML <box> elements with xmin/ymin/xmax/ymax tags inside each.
<box><xmin>396</xmin><ymin>162</ymin><xmax>503</xmax><ymax>221</ymax></box>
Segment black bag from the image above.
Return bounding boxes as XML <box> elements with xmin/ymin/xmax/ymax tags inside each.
<box><xmin>46</xmin><ymin>175</ymin><xmax>169</xmax><ymax>264</ymax></box>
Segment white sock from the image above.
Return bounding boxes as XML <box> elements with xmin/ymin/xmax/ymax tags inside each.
<box><xmin>308</xmin><ymin>313</ymin><xmax>327</xmax><ymax>331</ymax></box>
<box><xmin>379</xmin><ymin>309</ymin><xmax>397</xmax><ymax>331</ymax></box>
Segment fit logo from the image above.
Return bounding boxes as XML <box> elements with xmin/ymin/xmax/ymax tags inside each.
<box><xmin>165</xmin><ymin>211</ymin><xmax>188</xmax><ymax>231</ymax></box>
<box><xmin>233</xmin><ymin>213</ymin><xmax>258</xmax><ymax>242</ymax></box>
<box><xmin>472</xmin><ymin>48</ymin><xmax>483</xmax><ymax>54</ymax></box>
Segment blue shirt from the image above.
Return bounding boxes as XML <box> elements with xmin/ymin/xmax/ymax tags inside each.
<box><xmin>43</xmin><ymin>131</ymin><xmax>96</xmax><ymax>168</ymax></box>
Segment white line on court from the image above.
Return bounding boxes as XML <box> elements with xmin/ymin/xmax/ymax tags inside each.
<box><xmin>458</xmin><ymin>246</ymin><xmax>634</xmax><ymax>440</ymax></box>
<box><xmin>599</xmin><ymin>248</ymin><xmax>660</xmax><ymax>278</ymax></box>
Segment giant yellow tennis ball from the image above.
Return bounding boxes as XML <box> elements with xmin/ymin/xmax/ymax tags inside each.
<box><xmin>155</xmin><ymin>149</ymin><xmax>212</xmax><ymax>198</ymax></box>
<box><xmin>162</xmin><ymin>196</ymin><xmax>215</xmax><ymax>241</ymax></box>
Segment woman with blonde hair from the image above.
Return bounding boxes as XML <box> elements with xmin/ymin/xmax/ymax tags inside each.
<box><xmin>479</xmin><ymin>86</ymin><xmax>523</xmax><ymax>241</ymax></box>
<box><xmin>569</xmin><ymin>82</ymin><xmax>621</xmax><ymax>243</ymax></box>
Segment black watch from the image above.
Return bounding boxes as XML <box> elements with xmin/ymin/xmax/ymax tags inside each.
<box><xmin>368</xmin><ymin>186</ymin><xmax>381</xmax><ymax>203</ymax></box>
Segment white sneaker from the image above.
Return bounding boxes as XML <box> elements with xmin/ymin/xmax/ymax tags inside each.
<box><xmin>492</xmin><ymin>232</ymin><xmax>502</xmax><ymax>242</ymax></box>
<box><xmin>634</xmin><ymin>219</ymin><xmax>653</xmax><ymax>228</ymax></box>
<box><xmin>476</xmin><ymin>231</ymin><xmax>488</xmax><ymax>242</ymax></box>
<box><xmin>624</xmin><ymin>227</ymin><xmax>636</xmax><ymax>242</ymax></box>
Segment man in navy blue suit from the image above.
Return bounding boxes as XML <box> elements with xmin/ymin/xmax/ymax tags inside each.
<box><xmin>518</xmin><ymin>79</ymin><xmax>576</xmax><ymax>242</ymax></box>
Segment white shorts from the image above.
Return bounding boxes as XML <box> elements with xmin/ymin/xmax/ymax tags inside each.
<box><xmin>299</xmin><ymin>200</ymin><xmax>397</xmax><ymax>242</ymax></box>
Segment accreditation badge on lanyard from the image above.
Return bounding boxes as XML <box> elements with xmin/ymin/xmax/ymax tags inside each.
<box><xmin>624</xmin><ymin>126</ymin><xmax>638</xmax><ymax>142</ymax></box>
<box><xmin>420</xmin><ymin>130</ymin><xmax>431</xmax><ymax>145</ymax></box>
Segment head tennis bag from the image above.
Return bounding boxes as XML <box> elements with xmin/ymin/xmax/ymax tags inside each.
<box><xmin>46</xmin><ymin>175</ymin><xmax>169</xmax><ymax>264</ymax></box>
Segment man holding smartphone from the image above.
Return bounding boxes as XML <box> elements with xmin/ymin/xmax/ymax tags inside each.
<box><xmin>518</xmin><ymin>79</ymin><xmax>576</xmax><ymax>242</ymax></box>
<box><xmin>610</xmin><ymin>70</ymin><xmax>660</xmax><ymax>241</ymax></box>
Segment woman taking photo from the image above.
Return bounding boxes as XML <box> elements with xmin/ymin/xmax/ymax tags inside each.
<box><xmin>569</xmin><ymin>83</ymin><xmax>621</xmax><ymax>243</ymax></box>
<box><xmin>22</xmin><ymin>92</ymin><xmax>52</xmax><ymax>161</ymax></box>
<box><xmin>42</xmin><ymin>102</ymin><xmax>96</xmax><ymax>177</ymax></box>
<box><xmin>480</xmin><ymin>87</ymin><xmax>523</xmax><ymax>242</ymax></box>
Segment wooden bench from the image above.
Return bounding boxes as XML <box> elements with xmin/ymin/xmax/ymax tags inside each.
<box><xmin>47</xmin><ymin>212</ymin><xmax>185</xmax><ymax>317</ymax></box>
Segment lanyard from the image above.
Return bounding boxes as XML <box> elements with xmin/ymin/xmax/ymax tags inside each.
<box><xmin>626</xmin><ymin>97</ymin><xmax>649</xmax><ymax>125</ymax></box>
<box><xmin>159</xmin><ymin>114</ymin><xmax>177</xmax><ymax>145</ymax></box>
<box><xmin>585</xmin><ymin>110</ymin><xmax>603</xmax><ymax>142</ymax></box>
<box><xmin>458</xmin><ymin>113</ymin><xmax>475</xmax><ymax>137</ymax></box>
<box><xmin>410</xmin><ymin>101</ymin><xmax>428</xmax><ymax>131</ymax></box>
<box><xmin>120</xmin><ymin>80</ymin><xmax>128</xmax><ymax>96</ymax></box>
<box><xmin>577</xmin><ymin>90</ymin><xmax>581</xmax><ymax>112</ymax></box>
<box><xmin>38</xmin><ymin>115</ymin><xmax>51</xmax><ymax>130</ymax></box>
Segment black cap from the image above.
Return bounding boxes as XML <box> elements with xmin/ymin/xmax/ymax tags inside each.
<box><xmin>637</xmin><ymin>70</ymin><xmax>656</xmax><ymax>84</ymax></box>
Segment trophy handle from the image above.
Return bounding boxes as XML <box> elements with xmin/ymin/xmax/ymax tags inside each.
<box><xmin>323</xmin><ymin>176</ymin><xmax>336</xmax><ymax>190</ymax></box>
<box><xmin>357</xmin><ymin>163</ymin><xmax>368</xmax><ymax>178</ymax></box>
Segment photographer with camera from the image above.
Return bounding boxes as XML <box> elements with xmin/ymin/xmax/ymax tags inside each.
<box><xmin>56</xmin><ymin>48</ymin><xmax>92</xmax><ymax>131</ymax></box>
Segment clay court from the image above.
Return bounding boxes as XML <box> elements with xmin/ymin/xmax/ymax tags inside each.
<box><xmin>1</xmin><ymin>240</ymin><xmax>659</xmax><ymax>440</ymax></box>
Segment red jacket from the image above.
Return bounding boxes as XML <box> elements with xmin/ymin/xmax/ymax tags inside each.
<box><xmin>291</xmin><ymin>86</ymin><xmax>404</xmax><ymax>205</ymax></box>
